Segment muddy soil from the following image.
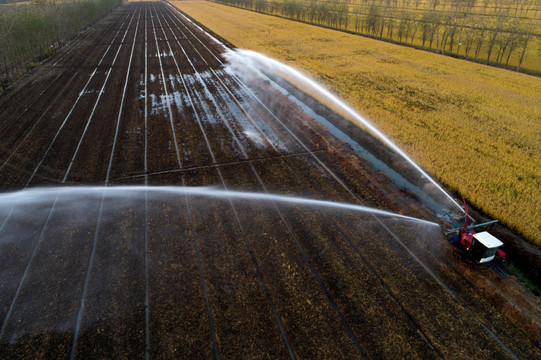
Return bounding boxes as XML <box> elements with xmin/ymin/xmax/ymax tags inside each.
<box><xmin>0</xmin><ymin>2</ymin><xmax>539</xmax><ymax>359</ymax></box>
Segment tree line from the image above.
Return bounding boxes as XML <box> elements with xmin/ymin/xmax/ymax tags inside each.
<box><xmin>213</xmin><ymin>0</ymin><xmax>540</xmax><ymax>73</ymax></box>
<box><xmin>0</xmin><ymin>0</ymin><xmax>123</xmax><ymax>93</ymax></box>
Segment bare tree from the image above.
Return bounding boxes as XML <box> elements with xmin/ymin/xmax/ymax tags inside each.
<box><xmin>386</xmin><ymin>0</ymin><xmax>399</xmax><ymax>40</ymax></box>
<box><xmin>397</xmin><ymin>9</ymin><xmax>409</xmax><ymax>42</ymax></box>
<box><xmin>516</xmin><ymin>20</ymin><xmax>534</xmax><ymax>71</ymax></box>
<box><xmin>353</xmin><ymin>4</ymin><xmax>362</xmax><ymax>33</ymax></box>
<box><xmin>255</xmin><ymin>0</ymin><xmax>267</xmax><ymax>13</ymax></box>
<box><xmin>367</xmin><ymin>3</ymin><xmax>381</xmax><ymax>36</ymax></box>
<box><xmin>337</xmin><ymin>0</ymin><xmax>349</xmax><ymax>30</ymax></box>
<box><xmin>486</xmin><ymin>1</ymin><xmax>509</xmax><ymax>64</ymax></box>
<box><xmin>463</xmin><ymin>12</ymin><xmax>479</xmax><ymax>58</ymax></box>
<box><xmin>420</xmin><ymin>11</ymin><xmax>433</xmax><ymax>48</ymax></box>
<box><xmin>408</xmin><ymin>16</ymin><xmax>419</xmax><ymax>44</ymax></box>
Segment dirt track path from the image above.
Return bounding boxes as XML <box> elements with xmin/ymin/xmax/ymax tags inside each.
<box><xmin>0</xmin><ymin>2</ymin><xmax>539</xmax><ymax>359</ymax></box>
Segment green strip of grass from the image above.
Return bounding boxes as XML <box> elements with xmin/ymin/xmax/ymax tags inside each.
<box><xmin>507</xmin><ymin>263</ymin><xmax>541</xmax><ymax>297</ymax></box>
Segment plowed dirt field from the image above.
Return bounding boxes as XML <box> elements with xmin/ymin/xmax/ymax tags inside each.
<box><xmin>0</xmin><ymin>1</ymin><xmax>539</xmax><ymax>359</ymax></box>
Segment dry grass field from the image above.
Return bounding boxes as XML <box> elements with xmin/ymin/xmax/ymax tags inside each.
<box><xmin>171</xmin><ymin>0</ymin><xmax>541</xmax><ymax>246</ymax></box>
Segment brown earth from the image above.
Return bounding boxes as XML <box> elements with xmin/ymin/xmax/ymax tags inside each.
<box><xmin>0</xmin><ymin>1</ymin><xmax>539</xmax><ymax>359</ymax></box>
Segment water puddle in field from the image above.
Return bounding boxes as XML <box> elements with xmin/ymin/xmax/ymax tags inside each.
<box><xmin>223</xmin><ymin>49</ymin><xmax>464</xmax><ymax>220</ymax></box>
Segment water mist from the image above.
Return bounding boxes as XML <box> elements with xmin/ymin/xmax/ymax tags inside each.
<box><xmin>223</xmin><ymin>49</ymin><xmax>463</xmax><ymax>214</ymax></box>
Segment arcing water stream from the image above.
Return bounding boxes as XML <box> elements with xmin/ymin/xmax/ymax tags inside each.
<box><xmin>0</xmin><ymin>185</ymin><xmax>437</xmax><ymax>339</ymax></box>
<box><xmin>0</xmin><ymin>186</ymin><xmax>438</xmax><ymax>227</ymax></box>
<box><xmin>224</xmin><ymin>49</ymin><xmax>464</xmax><ymax>215</ymax></box>
<box><xmin>0</xmin><ymin>185</ymin><xmax>518</xmax><ymax>359</ymax></box>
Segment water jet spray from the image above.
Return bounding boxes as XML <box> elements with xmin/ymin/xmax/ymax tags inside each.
<box><xmin>0</xmin><ymin>186</ymin><xmax>438</xmax><ymax>227</ymax></box>
<box><xmin>224</xmin><ymin>49</ymin><xmax>464</xmax><ymax>214</ymax></box>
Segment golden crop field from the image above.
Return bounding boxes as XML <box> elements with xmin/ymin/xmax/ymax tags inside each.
<box><xmin>171</xmin><ymin>0</ymin><xmax>541</xmax><ymax>246</ymax></box>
